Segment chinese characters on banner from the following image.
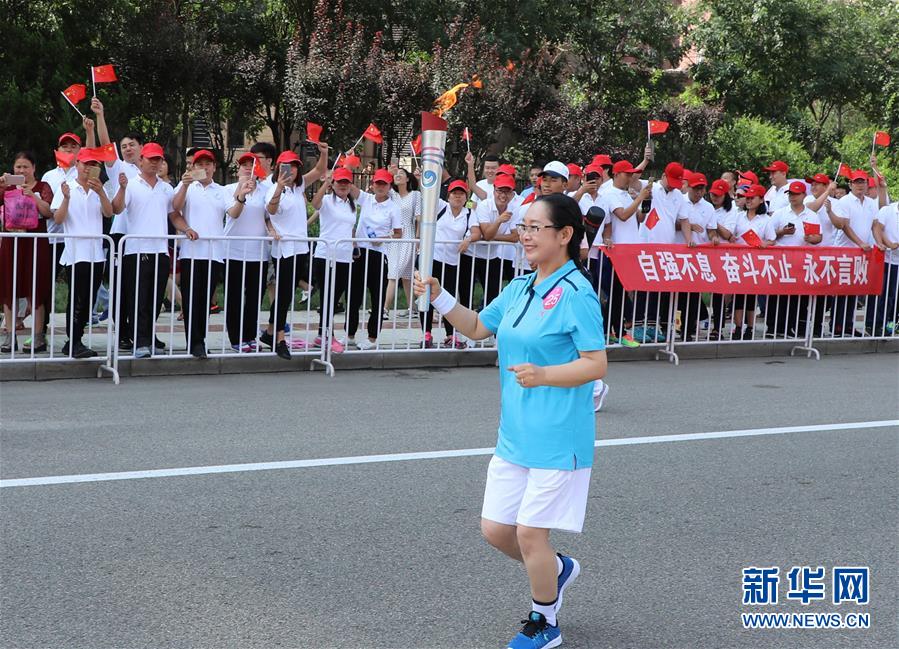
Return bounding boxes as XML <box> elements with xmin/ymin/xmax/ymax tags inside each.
<box><xmin>604</xmin><ymin>245</ymin><xmax>885</xmax><ymax>296</ymax></box>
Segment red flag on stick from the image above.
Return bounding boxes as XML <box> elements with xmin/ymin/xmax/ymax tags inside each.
<box><xmin>644</xmin><ymin>207</ymin><xmax>660</xmax><ymax>230</ymax></box>
<box><xmin>410</xmin><ymin>134</ymin><xmax>422</xmax><ymax>156</ymax></box>
<box><xmin>88</xmin><ymin>144</ymin><xmax>118</xmax><ymax>163</ymax></box>
<box><xmin>874</xmin><ymin>131</ymin><xmax>891</xmax><ymax>147</ymax></box>
<box><xmin>54</xmin><ymin>151</ymin><xmax>76</xmax><ymax>169</ymax></box>
<box><xmin>341</xmin><ymin>154</ymin><xmax>361</xmax><ymax>170</ymax></box>
<box><xmin>63</xmin><ymin>84</ymin><xmax>87</xmax><ymax>105</ymax></box>
<box><xmin>803</xmin><ymin>221</ymin><xmax>821</xmax><ymax>236</ymax></box>
<box><xmin>362</xmin><ymin>123</ymin><xmax>382</xmax><ymax>144</ymax></box>
<box><xmin>461</xmin><ymin>127</ymin><xmax>471</xmax><ymax>142</ymax></box>
<box><xmin>92</xmin><ymin>65</ymin><xmax>118</xmax><ymax>83</ymax></box>
<box><xmin>741</xmin><ymin>229</ymin><xmax>763</xmax><ymax>247</ymax></box>
<box><xmin>648</xmin><ymin>120</ymin><xmax>669</xmax><ymax>136</ymax></box>
<box><xmin>306</xmin><ymin>121</ymin><xmax>323</xmax><ymax>143</ymax></box>
<box><xmin>836</xmin><ymin>163</ymin><xmax>852</xmax><ymax>179</ymax></box>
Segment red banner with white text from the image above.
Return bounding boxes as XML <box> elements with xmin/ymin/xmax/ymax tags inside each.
<box><xmin>603</xmin><ymin>245</ymin><xmax>884</xmax><ymax>295</ymax></box>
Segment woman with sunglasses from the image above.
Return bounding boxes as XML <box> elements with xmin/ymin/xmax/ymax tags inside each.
<box><xmin>414</xmin><ymin>193</ymin><xmax>607</xmax><ymax>649</ymax></box>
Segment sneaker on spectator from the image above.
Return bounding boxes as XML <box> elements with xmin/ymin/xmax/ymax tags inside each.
<box><xmin>283</xmin><ymin>322</ymin><xmax>291</xmax><ymax>334</ymax></box>
<box><xmin>118</xmin><ymin>339</ymin><xmax>134</xmax><ymax>352</ymax></box>
<box><xmin>443</xmin><ymin>334</ymin><xmax>465</xmax><ymax>349</ymax></box>
<box><xmin>134</xmin><ymin>346</ymin><xmax>151</xmax><ymax>359</ymax></box>
<box><xmin>620</xmin><ymin>334</ymin><xmax>640</xmax><ymax>348</ymax></box>
<box><xmin>356</xmin><ymin>337</ymin><xmax>376</xmax><ymax>350</ymax></box>
<box><xmin>289</xmin><ymin>338</ymin><xmax>309</xmax><ymax>350</ymax></box>
<box><xmin>231</xmin><ymin>341</ymin><xmax>256</xmax><ymax>353</ymax></box>
<box><xmin>275</xmin><ymin>340</ymin><xmax>291</xmax><ymax>360</ymax></box>
<box><xmin>190</xmin><ymin>343</ymin><xmax>208</xmax><ymax>359</ymax></box>
<box><xmin>887</xmin><ymin>321</ymin><xmax>896</xmax><ymax>335</ymax></box>
<box><xmin>313</xmin><ymin>336</ymin><xmax>324</xmax><ymax>347</ymax></box>
<box><xmin>208</xmin><ymin>303</ymin><xmax>221</xmax><ymax>315</ymax></box>
<box><xmin>1</xmin><ymin>331</ymin><xmax>17</xmax><ymax>353</ymax></box>
<box><xmin>154</xmin><ymin>337</ymin><xmax>166</xmax><ymax>352</ymax></box>
<box><xmin>330</xmin><ymin>338</ymin><xmax>345</xmax><ymax>354</ymax></box>
<box><xmin>423</xmin><ymin>332</ymin><xmax>434</xmax><ymax>348</ymax></box>
<box><xmin>258</xmin><ymin>331</ymin><xmax>274</xmax><ymax>348</ymax></box>
<box><xmin>22</xmin><ymin>333</ymin><xmax>47</xmax><ymax>353</ymax></box>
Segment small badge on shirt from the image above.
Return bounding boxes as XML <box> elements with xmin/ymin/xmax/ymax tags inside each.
<box><xmin>542</xmin><ymin>286</ymin><xmax>563</xmax><ymax>310</ymax></box>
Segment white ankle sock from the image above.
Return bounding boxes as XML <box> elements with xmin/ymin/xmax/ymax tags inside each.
<box><xmin>556</xmin><ymin>554</ymin><xmax>564</xmax><ymax>576</ymax></box>
<box><xmin>532</xmin><ymin>599</ymin><xmax>558</xmax><ymax>626</ymax></box>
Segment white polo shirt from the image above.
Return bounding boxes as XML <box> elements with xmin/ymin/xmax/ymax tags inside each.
<box><xmin>471</xmin><ymin>178</ymin><xmax>494</xmax><ymax>205</ymax></box>
<box><xmin>265</xmin><ymin>181</ymin><xmax>309</xmax><ymax>258</ymax></box>
<box><xmin>832</xmin><ymin>192</ymin><xmax>878</xmax><ymax>247</ymax></box>
<box><xmin>433</xmin><ymin>201</ymin><xmax>470</xmax><ymax>265</ymax></box>
<box><xmin>223</xmin><ymin>179</ymin><xmax>272</xmax><ymax>262</ymax></box>
<box><xmin>50</xmin><ymin>180</ymin><xmax>106</xmax><ymax>265</ymax></box>
<box><xmin>803</xmin><ymin>194</ymin><xmax>837</xmax><ymax>246</ymax></box>
<box><xmin>605</xmin><ymin>186</ymin><xmax>640</xmax><ymax>243</ymax></box>
<box><xmin>41</xmin><ymin>165</ymin><xmax>77</xmax><ymax>243</ymax></box>
<box><xmin>765</xmin><ymin>184</ymin><xmax>789</xmax><ymax>212</ymax></box>
<box><xmin>732</xmin><ymin>211</ymin><xmax>775</xmax><ymax>243</ymax></box>
<box><xmin>770</xmin><ymin>205</ymin><xmax>821</xmax><ymax>247</ymax></box>
<box><xmin>122</xmin><ymin>175</ymin><xmax>175</xmax><ymax>255</ymax></box>
<box><xmin>714</xmin><ymin>205</ymin><xmax>738</xmax><ymax>234</ymax></box>
<box><xmin>680</xmin><ymin>195</ymin><xmax>717</xmax><ymax>244</ymax></box>
<box><xmin>314</xmin><ymin>193</ymin><xmax>357</xmax><ymax>263</ymax></box>
<box><xmin>104</xmin><ymin>159</ymin><xmax>140</xmax><ymax>235</ymax></box>
<box><xmin>355</xmin><ymin>191</ymin><xmax>401</xmax><ymax>252</ymax></box>
<box><xmin>473</xmin><ymin>197</ymin><xmax>516</xmax><ymax>260</ymax></box>
<box><xmin>178</xmin><ymin>181</ymin><xmax>228</xmax><ymax>261</ymax></box>
<box><xmin>876</xmin><ymin>202</ymin><xmax>899</xmax><ymax>265</ymax></box>
<box><xmin>640</xmin><ymin>183</ymin><xmax>686</xmax><ymax>244</ymax></box>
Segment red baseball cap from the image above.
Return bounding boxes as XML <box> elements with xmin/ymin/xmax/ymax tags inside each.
<box><xmin>493</xmin><ymin>174</ymin><xmax>516</xmax><ymax>190</ymax></box>
<box><xmin>497</xmin><ymin>163</ymin><xmax>517</xmax><ymax>177</ymax></box>
<box><xmin>849</xmin><ymin>169</ymin><xmax>869</xmax><ymax>182</ymax></box>
<box><xmin>787</xmin><ymin>180</ymin><xmax>807</xmax><ymax>194</ymax></box>
<box><xmin>332</xmin><ymin>167</ymin><xmax>353</xmax><ymax>182</ymax></box>
<box><xmin>709</xmin><ymin>179</ymin><xmax>730</xmax><ymax>196</ymax></box>
<box><xmin>738</xmin><ymin>170</ymin><xmax>759</xmax><ymax>185</ymax></box>
<box><xmin>566</xmin><ymin>163</ymin><xmax>583</xmax><ymax>177</ymax></box>
<box><xmin>276</xmin><ymin>151</ymin><xmax>302</xmax><ymax>165</ymax></box>
<box><xmin>687</xmin><ymin>172</ymin><xmax>708</xmax><ymax>188</ymax></box>
<box><xmin>591</xmin><ymin>154</ymin><xmax>612</xmax><ymax>167</ymax></box>
<box><xmin>58</xmin><ymin>132</ymin><xmax>82</xmax><ymax>146</ymax></box>
<box><xmin>140</xmin><ymin>143</ymin><xmax>165</xmax><ymax>159</ymax></box>
<box><xmin>664</xmin><ymin>162</ymin><xmax>684</xmax><ymax>186</ymax></box>
<box><xmin>742</xmin><ymin>184</ymin><xmax>767</xmax><ymax>198</ymax></box>
<box><xmin>447</xmin><ymin>180</ymin><xmax>469</xmax><ymax>194</ymax></box>
<box><xmin>583</xmin><ymin>164</ymin><xmax>604</xmax><ymax>177</ymax></box>
<box><xmin>612</xmin><ymin>160</ymin><xmax>639</xmax><ymax>175</ymax></box>
<box><xmin>76</xmin><ymin>149</ymin><xmax>103</xmax><ymax>164</ymax></box>
<box><xmin>763</xmin><ymin>160</ymin><xmax>789</xmax><ymax>173</ymax></box>
<box><xmin>237</xmin><ymin>152</ymin><xmax>258</xmax><ymax>165</ymax></box>
<box><xmin>192</xmin><ymin>149</ymin><xmax>216</xmax><ymax>164</ymax></box>
<box><xmin>805</xmin><ymin>173</ymin><xmax>830</xmax><ymax>185</ymax></box>
<box><xmin>372</xmin><ymin>168</ymin><xmax>394</xmax><ymax>184</ymax></box>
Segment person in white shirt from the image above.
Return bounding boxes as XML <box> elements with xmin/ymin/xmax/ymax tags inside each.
<box><xmin>767</xmin><ymin>181</ymin><xmax>823</xmax><ymax>338</ymax></box>
<box><xmin>476</xmin><ymin>173</ymin><xmax>520</xmax><ymax>294</ymax></box>
<box><xmin>829</xmin><ymin>170</ymin><xmax>886</xmax><ymax>336</ymax></box>
<box><xmin>419</xmin><ymin>180</ymin><xmax>472</xmax><ymax>349</ymax></box>
<box><xmin>565</xmin><ymin>164</ymin><xmax>582</xmax><ymax>196</ymax></box>
<box><xmin>309</xmin><ymin>167</ymin><xmax>359</xmax><ymax>354</ymax></box>
<box><xmin>706</xmin><ymin>178</ymin><xmax>735</xmax><ymax>339</ymax></box>
<box><xmin>519</xmin><ymin>164</ymin><xmax>543</xmax><ymax>200</ymax></box>
<box><xmin>873</xmin><ymin>200</ymin><xmax>899</xmax><ymax>336</ymax></box>
<box><xmin>384</xmin><ymin>167</ymin><xmax>421</xmax><ymax>316</ymax></box>
<box><xmin>599</xmin><ymin>160</ymin><xmax>651</xmax><ymax>346</ymax></box>
<box><xmin>50</xmin><ymin>149</ymin><xmax>115</xmax><ymax>358</ymax></box>
<box><xmin>763</xmin><ymin>160</ymin><xmax>790</xmax><ymax>212</ymax></box>
<box><xmin>678</xmin><ymin>172</ymin><xmax>719</xmax><ymax>341</ymax></box>
<box><xmin>171</xmin><ymin>149</ymin><xmax>232</xmax><ymax>358</ymax></box>
<box><xmin>111</xmin><ymin>143</ymin><xmax>190</xmax><ymax>358</ymax></box>
<box><xmin>222</xmin><ymin>152</ymin><xmax>271</xmax><ymax>352</ymax></box>
<box><xmin>467</xmin><ymin>153</ymin><xmax>500</xmax><ymax>204</ymax></box>
<box><xmin>343</xmin><ymin>167</ymin><xmax>402</xmax><ymax>350</ymax></box>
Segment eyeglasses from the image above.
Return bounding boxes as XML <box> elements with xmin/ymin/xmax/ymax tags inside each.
<box><xmin>516</xmin><ymin>223</ymin><xmax>564</xmax><ymax>235</ymax></box>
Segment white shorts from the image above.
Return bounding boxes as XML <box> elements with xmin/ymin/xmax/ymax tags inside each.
<box><xmin>481</xmin><ymin>455</ymin><xmax>592</xmax><ymax>533</ymax></box>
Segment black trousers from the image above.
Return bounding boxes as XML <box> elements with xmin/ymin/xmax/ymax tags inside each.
<box><xmin>121</xmin><ymin>253</ymin><xmax>170</xmax><ymax>348</ymax></box>
<box><xmin>473</xmin><ymin>257</ymin><xmax>503</xmax><ymax>308</ymax></box>
<box><xmin>180</xmin><ymin>259</ymin><xmax>222</xmax><ymax>349</ymax></box>
<box><xmin>677</xmin><ymin>292</ymin><xmax>708</xmax><ymax>340</ymax></box>
<box><xmin>457</xmin><ymin>254</ymin><xmax>476</xmax><ymax>310</ymax></box>
<box><xmin>269</xmin><ymin>254</ymin><xmax>304</xmax><ymax>333</ymax></box>
<box><xmin>65</xmin><ymin>261</ymin><xmax>103</xmax><ymax>343</ymax></box>
<box><xmin>312</xmin><ymin>257</ymin><xmax>350</xmax><ymax>337</ymax></box>
<box><xmin>225</xmin><ymin>259</ymin><xmax>267</xmax><ymax>346</ymax></box>
<box><xmin>419</xmin><ymin>259</ymin><xmax>458</xmax><ymax>335</ymax></box>
<box><xmin>348</xmin><ymin>248</ymin><xmax>387</xmax><ymax>340</ymax></box>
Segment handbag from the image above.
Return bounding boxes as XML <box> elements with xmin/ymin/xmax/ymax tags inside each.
<box><xmin>3</xmin><ymin>189</ymin><xmax>39</xmax><ymax>230</ymax></box>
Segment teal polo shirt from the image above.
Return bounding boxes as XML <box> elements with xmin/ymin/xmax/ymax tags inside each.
<box><xmin>479</xmin><ymin>259</ymin><xmax>605</xmax><ymax>470</ymax></box>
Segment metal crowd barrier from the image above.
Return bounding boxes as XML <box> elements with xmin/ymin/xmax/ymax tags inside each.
<box><xmin>0</xmin><ymin>232</ymin><xmax>118</xmax><ymax>381</ymax></box>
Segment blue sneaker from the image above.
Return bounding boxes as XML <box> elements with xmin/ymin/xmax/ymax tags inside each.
<box><xmin>507</xmin><ymin>611</ymin><xmax>562</xmax><ymax>649</ymax></box>
<box><xmin>555</xmin><ymin>553</ymin><xmax>581</xmax><ymax>614</ymax></box>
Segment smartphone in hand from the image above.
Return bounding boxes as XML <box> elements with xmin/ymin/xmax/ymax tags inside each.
<box><xmin>87</xmin><ymin>166</ymin><xmax>101</xmax><ymax>180</ymax></box>
<box><xmin>190</xmin><ymin>169</ymin><xmax>207</xmax><ymax>181</ymax></box>
<box><xmin>279</xmin><ymin>163</ymin><xmax>293</xmax><ymax>178</ymax></box>
<box><xmin>6</xmin><ymin>174</ymin><xmax>25</xmax><ymax>186</ymax></box>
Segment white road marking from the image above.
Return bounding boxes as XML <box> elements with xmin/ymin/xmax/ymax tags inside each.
<box><xmin>1</xmin><ymin>420</ymin><xmax>896</xmax><ymax>488</ymax></box>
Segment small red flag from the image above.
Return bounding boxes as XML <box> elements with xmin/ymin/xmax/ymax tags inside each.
<box><xmin>644</xmin><ymin>207</ymin><xmax>660</xmax><ymax>230</ymax></box>
<box><xmin>648</xmin><ymin>120</ymin><xmax>670</xmax><ymax>136</ymax></box>
<box><xmin>741</xmin><ymin>228</ymin><xmax>763</xmax><ymax>247</ymax></box>
<box><xmin>837</xmin><ymin>163</ymin><xmax>853</xmax><ymax>179</ymax></box>
<box><xmin>362</xmin><ymin>123</ymin><xmax>382</xmax><ymax>144</ymax></box>
<box><xmin>874</xmin><ymin>131</ymin><xmax>891</xmax><ymax>147</ymax></box>
<box><xmin>252</xmin><ymin>157</ymin><xmax>267</xmax><ymax>180</ymax></box>
<box><xmin>306</xmin><ymin>121</ymin><xmax>323</xmax><ymax>143</ymax></box>
<box><xmin>92</xmin><ymin>65</ymin><xmax>118</xmax><ymax>83</ymax></box>
<box><xmin>410</xmin><ymin>134</ymin><xmax>422</xmax><ymax>156</ymax></box>
<box><xmin>341</xmin><ymin>154</ymin><xmax>361</xmax><ymax>170</ymax></box>
<box><xmin>522</xmin><ymin>192</ymin><xmax>537</xmax><ymax>206</ymax></box>
<box><xmin>88</xmin><ymin>143</ymin><xmax>118</xmax><ymax>163</ymax></box>
<box><xmin>62</xmin><ymin>84</ymin><xmax>87</xmax><ymax>105</ymax></box>
<box><xmin>461</xmin><ymin>127</ymin><xmax>471</xmax><ymax>142</ymax></box>
<box><xmin>803</xmin><ymin>221</ymin><xmax>821</xmax><ymax>236</ymax></box>
<box><xmin>55</xmin><ymin>151</ymin><xmax>76</xmax><ymax>169</ymax></box>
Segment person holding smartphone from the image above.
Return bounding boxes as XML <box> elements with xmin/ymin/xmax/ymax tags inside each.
<box><xmin>414</xmin><ymin>193</ymin><xmax>607</xmax><ymax>649</ymax></box>
<box><xmin>0</xmin><ymin>153</ymin><xmax>54</xmax><ymax>354</ymax></box>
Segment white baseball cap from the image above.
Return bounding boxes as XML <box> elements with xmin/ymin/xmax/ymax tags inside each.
<box><xmin>539</xmin><ymin>160</ymin><xmax>569</xmax><ymax>180</ymax></box>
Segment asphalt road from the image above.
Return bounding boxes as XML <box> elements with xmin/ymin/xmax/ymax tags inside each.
<box><xmin>1</xmin><ymin>354</ymin><xmax>897</xmax><ymax>649</ymax></box>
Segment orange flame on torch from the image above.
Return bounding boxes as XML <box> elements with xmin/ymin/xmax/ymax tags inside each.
<box><xmin>432</xmin><ymin>75</ymin><xmax>483</xmax><ymax>117</ymax></box>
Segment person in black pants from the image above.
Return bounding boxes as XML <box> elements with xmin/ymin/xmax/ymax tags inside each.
<box><xmin>120</xmin><ymin>252</ymin><xmax>171</xmax><ymax>353</ymax></box>
<box><xmin>179</xmin><ymin>258</ymin><xmax>223</xmax><ymax>355</ymax></box>
<box><xmin>225</xmin><ymin>258</ymin><xmax>267</xmax><ymax>349</ymax></box>
<box><xmin>63</xmin><ymin>261</ymin><xmax>104</xmax><ymax>357</ymax></box>
<box><xmin>347</xmin><ymin>248</ymin><xmax>388</xmax><ymax>345</ymax></box>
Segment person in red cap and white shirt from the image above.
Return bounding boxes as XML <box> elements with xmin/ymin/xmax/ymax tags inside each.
<box><xmin>419</xmin><ymin>179</ymin><xmax>472</xmax><ymax>349</ymax></box>
<box><xmin>706</xmin><ymin>178</ymin><xmax>735</xmax><ymax>339</ymax></box>
<box><xmin>222</xmin><ymin>152</ymin><xmax>270</xmax><ymax>352</ymax></box>
<box><xmin>829</xmin><ymin>169</ymin><xmax>887</xmax><ymax>336</ymax></box>
<box><xmin>565</xmin><ymin>164</ymin><xmax>582</xmax><ymax>197</ymax></box>
<box><xmin>598</xmin><ymin>160</ymin><xmax>651</xmax><ymax>347</ymax></box>
<box><xmin>470</xmin><ymin>172</ymin><xmax>519</xmax><ymax>309</ymax></box>
<box><xmin>111</xmin><ymin>142</ymin><xmax>191</xmax><ymax>358</ymax></box>
<box><xmin>50</xmin><ymin>148</ymin><xmax>115</xmax><ymax>358</ymax></box>
<box><xmin>468</xmin><ymin>153</ymin><xmax>500</xmax><ymax>205</ymax></box>
<box><xmin>171</xmin><ymin>149</ymin><xmax>231</xmax><ymax>358</ymax></box>
<box><xmin>763</xmin><ymin>160</ymin><xmax>791</xmax><ymax>213</ymax></box>
<box><xmin>766</xmin><ymin>181</ymin><xmax>822</xmax><ymax>338</ymax></box>
<box><xmin>677</xmin><ymin>172</ymin><xmax>719</xmax><ymax>341</ymax></box>
<box><xmin>873</xmin><ymin>196</ymin><xmax>899</xmax><ymax>336</ymax></box>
